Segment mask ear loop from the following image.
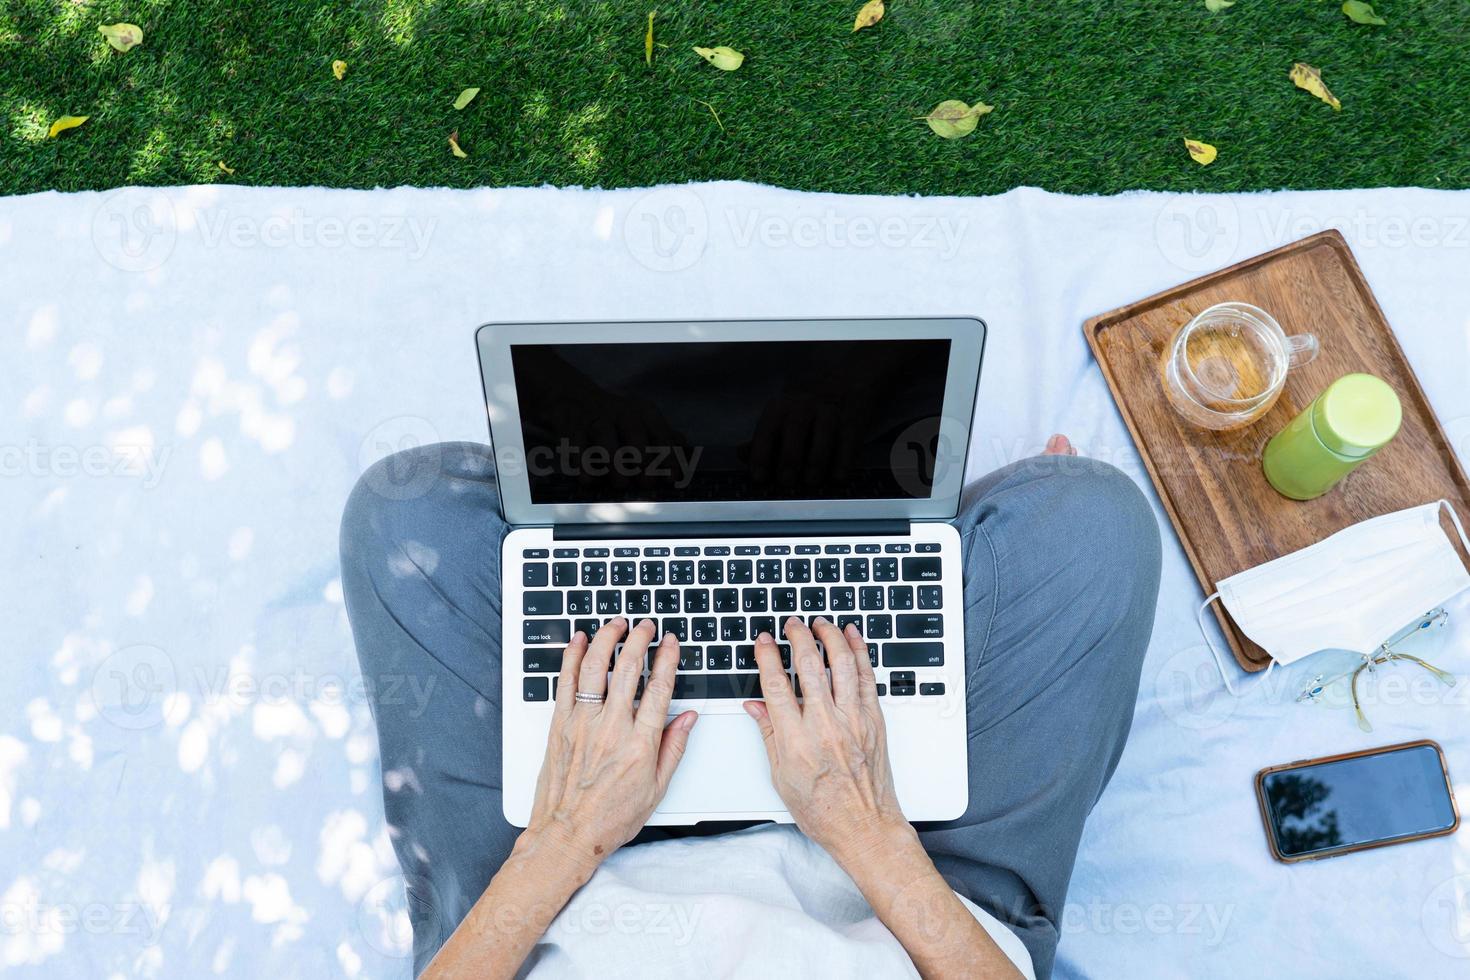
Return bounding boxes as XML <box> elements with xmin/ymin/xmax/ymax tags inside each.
<box><xmin>1199</xmin><ymin>592</ymin><xmax>1276</xmax><ymax>697</ymax></box>
<box><xmin>1438</xmin><ymin>499</ymin><xmax>1470</xmax><ymax>556</ymax></box>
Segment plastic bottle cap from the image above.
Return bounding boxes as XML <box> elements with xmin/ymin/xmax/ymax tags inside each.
<box><xmin>1312</xmin><ymin>373</ymin><xmax>1402</xmax><ymax>458</ymax></box>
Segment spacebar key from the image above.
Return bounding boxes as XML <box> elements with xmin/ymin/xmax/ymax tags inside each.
<box><xmin>672</xmin><ymin>673</ymin><xmax>764</xmax><ymax>700</ymax></box>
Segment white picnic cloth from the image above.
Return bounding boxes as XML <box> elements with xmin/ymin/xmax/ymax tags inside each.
<box><xmin>2</xmin><ymin>181</ymin><xmax>1469</xmax><ymax>978</ymax></box>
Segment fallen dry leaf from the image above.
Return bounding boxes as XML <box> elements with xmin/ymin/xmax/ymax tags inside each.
<box><xmin>47</xmin><ymin>115</ymin><xmax>88</xmax><ymax>138</ymax></box>
<box><xmin>1290</xmin><ymin>62</ymin><xmax>1341</xmax><ymax>110</ymax></box>
<box><xmin>98</xmin><ymin>23</ymin><xmax>143</xmax><ymax>52</ymax></box>
<box><xmin>1341</xmin><ymin>1</ymin><xmax>1386</xmax><ymax>25</ymax></box>
<box><xmin>1184</xmin><ymin>139</ymin><xmax>1218</xmax><ymax>165</ymax></box>
<box><xmin>693</xmin><ymin>46</ymin><xmax>744</xmax><ymax>71</ymax></box>
<box><xmin>332</xmin><ymin>60</ymin><xmax>347</xmax><ymax>80</ymax></box>
<box><xmin>217</xmin><ymin>161</ymin><xmax>236</xmax><ymax>175</ymax></box>
<box><xmin>919</xmin><ymin>100</ymin><xmax>992</xmax><ymax>139</ymax></box>
<box><xmin>1203</xmin><ymin>0</ymin><xmax>1234</xmax><ymax>11</ymax></box>
<box><xmin>694</xmin><ymin>98</ymin><xmax>725</xmax><ymax>134</ymax></box>
<box><xmin>645</xmin><ymin>11</ymin><xmax>655</xmax><ymax>65</ymax></box>
<box><xmin>853</xmin><ymin>0</ymin><xmax>885</xmax><ymax>32</ymax></box>
<box><xmin>453</xmin><ymin>87</ymin><xmax>480</xmax><ymax>110</ymax></box>
<box><xmin>448</xmin><ymin>130</ymin><xmax>468</xmax><ymax>158</ymax></box>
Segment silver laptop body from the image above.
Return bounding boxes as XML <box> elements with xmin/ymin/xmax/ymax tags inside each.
<box><xmin>477</xmin><ymin>317</ymin><xmax>985</xmax><ymax>825</ymax></box>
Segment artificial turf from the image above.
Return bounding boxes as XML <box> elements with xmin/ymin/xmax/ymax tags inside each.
<box><xmin>1</xmin><ymin>0</ymin><xmax>1466</xmax><ymax>197</ymax></box>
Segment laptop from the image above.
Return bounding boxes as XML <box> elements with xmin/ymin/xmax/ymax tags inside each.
<box><xmin>476</xmin><ymin>317</ymin><xmax>985</xmax><ymax>825</ymax></box>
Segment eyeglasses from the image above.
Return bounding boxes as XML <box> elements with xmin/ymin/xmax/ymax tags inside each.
<box><xmin>1296</xmin><ymin>609</ymin><xmax>1455</xmax><ymax>732</ymax></box>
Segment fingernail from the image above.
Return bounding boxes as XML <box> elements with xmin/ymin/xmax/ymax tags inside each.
<box><xmin>571</xmin><ymin>630</ymin><xmax>586</xmax><ymax>643</ymax></box>
<box><xmin>677</xmin><ymin>712</ymin><xmax>698</xmax><ymax>731</ymax></box>
<box><xmin>756</xmin><ymin>631</ymin><xmax>772</xmax><ymax>644</ymax></box>
<box><xmin>813</xmin><ymin>616</ymin><xmax>828</xmax><ymax>627</ymax></box>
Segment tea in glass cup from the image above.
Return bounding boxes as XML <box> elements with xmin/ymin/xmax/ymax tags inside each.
<box><xmin>1162</xmin><ymin>302</ymin><xmax>1319</xmax><ymax>431</ymax></box>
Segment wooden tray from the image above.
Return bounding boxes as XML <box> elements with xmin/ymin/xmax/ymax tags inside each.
<box><xmin>1085</xmin><ymin>230</ymin><xmax>1470</xmax><ymax>671</ymax></box>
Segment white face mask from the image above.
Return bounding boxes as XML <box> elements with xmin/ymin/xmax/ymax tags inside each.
<box><xmin>1201</xmin><ymin>500</ymin><xmax>1470</xmax><ymax>695</ymax></box>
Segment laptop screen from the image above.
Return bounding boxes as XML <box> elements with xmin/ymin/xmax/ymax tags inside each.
<box><xmin>510</xmin><ymin>339</ymin><xmax>951</xmax><ymax>504</ymax></box>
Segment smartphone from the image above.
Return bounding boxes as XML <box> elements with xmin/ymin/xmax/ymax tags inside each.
<box><xmin>1255</xmin><ymin>739</ymin><xmax>1460</xmax><ymax>863</ymax></box>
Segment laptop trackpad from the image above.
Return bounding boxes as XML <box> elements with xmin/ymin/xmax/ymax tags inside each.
<box><xmin>655</xmin><ymin>711</ymin><xmax>786</xmax><ymax>816</ymax></box>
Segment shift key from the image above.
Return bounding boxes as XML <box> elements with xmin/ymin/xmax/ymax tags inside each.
<box><xmin>882</xmin><ymin>642</ymin><xmax>945</xmax><ymax>667</ymax></box>
<box><xmin>523</xmin><ymin>619</ymin><xmax>571</xmax><ymax>645</ymax></box>
<box><xmin>523</xmin><ymin>649</ymin><xmax>564</xmax><ymax>673</ymax></box>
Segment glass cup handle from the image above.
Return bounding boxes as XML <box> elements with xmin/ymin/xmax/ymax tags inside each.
<box><xmin>1286</xmin><ymin>333</ymin><xmax>1319</xmax><ymax>368</ymax></box>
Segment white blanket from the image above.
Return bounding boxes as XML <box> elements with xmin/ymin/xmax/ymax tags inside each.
<box><xmin>3</xmin><ymin>181</ymin><xmax>1468</xmax><ymax>978</ymax></box>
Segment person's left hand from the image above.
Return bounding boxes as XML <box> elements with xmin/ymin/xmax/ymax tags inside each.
<box><xmin>526</xmin><ymin>618</ymin><xmax>698</xmax><ymax>865</ymax></box>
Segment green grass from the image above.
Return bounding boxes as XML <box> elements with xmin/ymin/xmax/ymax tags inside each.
<box><xmin>2</xmin><ymin>0</ymin><xmax>1467</xmax><ymax>196</ymax></box>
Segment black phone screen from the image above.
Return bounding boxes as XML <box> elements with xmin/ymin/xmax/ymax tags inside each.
<box><xmin>1260</xmin><ymin>743</ymin><xmax>1456</xmax><ymax>859</ymax></box>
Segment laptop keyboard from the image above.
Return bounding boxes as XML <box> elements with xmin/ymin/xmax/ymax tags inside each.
<box><xmin>516</xmin><ymin>541</ymin><xmax>951</xmax><ymax>703</ymax></box>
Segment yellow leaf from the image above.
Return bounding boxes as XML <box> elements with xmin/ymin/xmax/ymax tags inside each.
<box><xmin>918</xmin><ymin>100</ymin><xmax>992</xmax><ymax>139</ymax></box>
<box><xmin>1184</xmin><ymin>139</ymin><xmax>1218</xmax><ymax>166</ymax></box>
<box><xmin>98</xmin><ymin>23</ymin><xmax>143</xmax><ymax>52</ymax></box>
<box><xmin>47</xmin><ymin>115</ymin><xmax>88</xmax><ymax>138</ymax></box>
<box><xmin>332</xmin><ymin>60</ymin><xmax>347</xmax><ymax>80</ymax></box>
<box><xmin>453</xmin><ymin>87</ymin><xmax>480</xmax><ymax>110</ymax></box>
<box><xmin>1342</xmin><ymin>1</ymin><xmax>1387</xmax><ymax>25</ymax></box>
<box><xmin>692</xmin><ymin>46</ymin><xmax>744</xmax><ymax>71</ymax></box>
<box><xmin>448</xmin><ymin>130</ymin><xmax>468</xmax><ymax>158</ymax></box>
<box><xmin>217</xmin><ymin>160</ymin><xmax>236</xmax><ymax>175</ymax></box>
<box><xmin>694</xmin><ymin>98</ymin><xmax>725</xmax><ymax>134</ymax></box>
<box><xmin>645</xmin><ymin>11</ymin><xmax>655</xmax><ymax>65</ymax></box>
<box><xmin>1203</xmin><ymin>0</ymin><xmax>1234</xmax><ymax>12</ymax></box>
<box><xmin>853</xmin><ymin>0</ymin><xmax>885</xmax><ymax>32</ymax></box>
<box><xmin>1290</xmin><ymin>62</ymin><xmax>1341</xmax><ymax>111</ymax></box>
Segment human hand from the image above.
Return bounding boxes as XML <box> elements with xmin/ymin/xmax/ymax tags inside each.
<box><xmin>425</xmin><ymin>622</ymin><xmax>696</xmax><ymax>978</ymax></box>
<box><xmin>742</xmin><ymin>616</ymin><xmax>908</xmax><ymax>863</ymax></box>
<box><xmin>526</xmin><ymin>618</ymin><xmax>698</xmax><ymax>870</ymax></box>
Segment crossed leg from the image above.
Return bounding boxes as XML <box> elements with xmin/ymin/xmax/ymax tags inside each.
<box><xmin>341</xmin><ymin>442</ymin><xmax>1160</xmax><ymax>978</ymax></box>
<box><xmin>914</xmin><ymin>452</ymin><xmax>1162</xmax><ymax>977</ymax></box>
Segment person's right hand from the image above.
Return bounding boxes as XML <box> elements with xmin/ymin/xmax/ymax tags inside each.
<box><xmin>741</xmin><ymin>618</ymin><xmax>1022</xmax><ymax>979</ymax></box>
<box><xmin>741</xmin><ymin>617</ymin><xmax>907</xmax><ymax>860</ymax></box>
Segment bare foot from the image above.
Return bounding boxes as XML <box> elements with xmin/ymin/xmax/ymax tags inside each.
<box><xmin>1044</xmin><ymin>433</ymin><xmax>1078</xmax><ymax>456</ymax></box>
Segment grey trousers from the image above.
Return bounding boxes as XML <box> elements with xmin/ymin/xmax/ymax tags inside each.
<box><xmin>340</xmin><ymin>443</ymin><xmax>1161</xmax><ymax>978</ymax></box>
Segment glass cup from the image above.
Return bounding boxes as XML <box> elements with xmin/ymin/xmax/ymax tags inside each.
<box><xmin>1162</xmin><ymin>302</ymin><xmax>1319</xmax><ymax>431</ymax></box>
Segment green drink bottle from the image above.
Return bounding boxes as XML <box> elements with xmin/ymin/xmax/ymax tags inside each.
<box><xmin>1262</xmin><ymin>373</ymin><xmax>1402</xmax><ymax>501</ymax></box>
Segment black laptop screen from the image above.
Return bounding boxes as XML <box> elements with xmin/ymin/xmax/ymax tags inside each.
<box><xmin>509</xmin><ymin>339</ymin><xmax>951</xmax><ymax>504</ymax></box>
